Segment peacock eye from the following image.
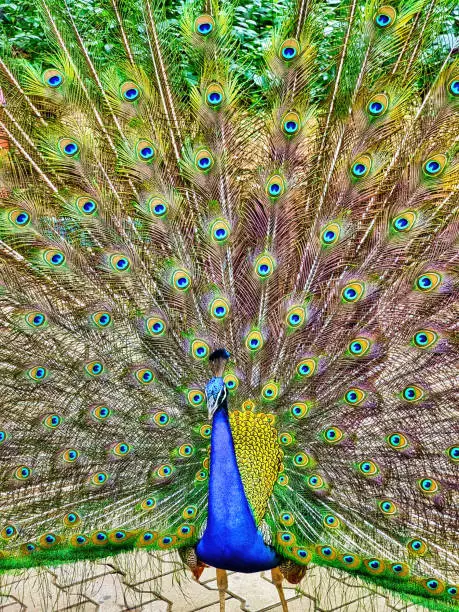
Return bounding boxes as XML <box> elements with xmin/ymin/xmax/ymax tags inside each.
<box><xmin>28</xmin><ymin>366</ymin><xmax>48</xmax><ymax>381</ymax></box>
<box><xmin>266</xmin><ymin>174</ymin><xmax>286</xmax><ymax>198</ymax></box>
<box><xmin>320</xmin><ymin>222</ymin><xmax>341</xmax><ymax>245</ymax></box>
<box><xmin>92</xmin><ymin>405</ymin><xmax>111</xmax><ymax>420</ymax></box>
<box><xmin>357</xmin><ymin>460</ymin><xmax>379</xmax><ymax>476</ymax></box>
<box><xmin>344</xmin><ymin>387</ymin><xmax>366</xmax><ymax>405</ymax></box>
<box><xmin>290</xmin><ymin>402</ymin><xmax>310</xmax><ymax>419</ymax></box>
<box><xmin>25</xmin><ymin>311</ymin><xmax>46</xmax><ymax>328</ymax></box>
<box><xmin>347</xmin><ymin>337</ymin><xmax>371</xmax><ymax>357</ymax></box>
<box><xmin>191</xmin><ymin>340</ymin><xmax>209</xmax><ymax>360</ymax></box>
<box><xmin>286</xmin><ymin>306</ymin><xmax>306</xmax><ymax>328</ymax></box>
<box><xmin>341</xmin><ymin>281</ymin><xmax>365</xmax><ymax>303</ymax></box>
<box><xmin>43</xmin><ymin>69</ymin><xmax>64</xmax><ymax>88</ymax></box>
<box><xmin>412</xmin><ymin>329</ymin><xmax>438</xmax><ymax>349</ymax></box>
<box><xmin>145</xmin><ymin>316</ymin><xmax>166</xmax><ymax>336</ymax></box>
<box><xmin>296</xmin><ymin>358</ymin><xmax>316</xmax><ymax>378</ymax></box>
<box><xmin>224</xmin><ymin>374</ymin><xmax>239</xmax><ymax>391</ymax></box>
<box><xmin>351</xmin><ymin>154</ymin><xmax>372</xmax><ymax>178</ymax></box>
<box><xmin>374</xmin><ymin>6</ymin><xmax>396</xmax><ymax>27</ymax></box>
<box><xmin>172</xmin><ymin>269</ymin><xmax>191</xmax><ymax>291</ymax></box>
<box><xmin>422</xmin><ymin>154</ymin><xmax>446</xmax><ymax>177</ymax></box>
<box><xmin>282</xmin><ymin>111</ymin><xmax>300</xmax><ymax>135</ymax></box>
<box><xmin>112</xmin><ymin>442</ymin><xmax>131</xmax><ymax>456</ymax></box>
<box><xmin>386</xmin><ymin>433</ymin><xmax>409</xmax><ymax>450</ymax></box>
<box><xmin>415</xmin><ymin>272</ymin><xmax>441</xmax><ymax>292</ymax></box>
<box><xmin>195</xmin><ymin>14</ymin><xmax>214</xmax><ymax>35</ymax></box>
<box><xmin>195</xmin><ymin>149</ymin><xmax>214</xmax><ymax>171</ymax></box>
<box><xmin>121</xmin><ymin>81</ymin><xmax>141</xmax><ymax>101</ymax></box>
<box><xmin>76</xmin><ymin>196</ymin><xmax>98</xmax><ymax>215</ymax></box>
<box><xmin>146</xmin><ymin>197</ymin><xmax>168</xmax><ymax>218</ymax></box>
<box><xmin>59</xmin><ymin>138</ymin><xmax>80</xmax><ymax>157</ymax></box>
<box><xmin>261</xmin><ymin>382</ymin><xmax>279</xmax><ymax>401</ymax></box>
<box><xmin>91</xmin><ymin>311</ymin><xmax>112</xmax><ymax>328</ymax></box>
<box><xmin>43</xmin><ymin>249</ymin><xmax>65</xmax><ymax>267</ymax></box>
<box><xmin>279</xmin><ymin>39</ymin><xmax>300</xmax><ymax>61</ymax></box>
<box><xmin>448</xmin><ymin>78</ymin><xmax>459</xmax><ymax>97</ymax></box>
<box><xmin>205</xmin><ymin>83</ymin><xmax>225</xmax><ymax>107</ymax></box>
<box><xmin>109</xmin><ymin>254</ymin><xmax>131</xmax><ymax>272</ymax></box>
<box><xmin>140</xmin><ymin>498</ymin><xmax>156</xmax><ymax>510</ymax></box>
<box><xmin>153</xmin><ymin>412</ymin><xmax>170</xmax><ymax>427</ymax></box>
<box><xmin>322</xmin><ymin>426</ymin><xmax>343</xmax><ymax>444</ymax></box>
<box><xmin>255</xmin><ymin>254</ymin><xmax>275</xmax><ymax>278</ymax></box>
<box><xmin>210</xmin><ymin>297</ymin><xmax>230</xmax><ymax>320</ymax></box>
<box><xmin>418</xmin><ymin>477</ymin><xmax>439</xmax><ymax>495</ymax></box>
<box><xmin>379</xmin><ymin>499</ymin><xmax>397</xmax><ymax>515</ymax></box>
<box><xmin>136</xmin><ymin>140</ymin><xmax>155</xmax><ymax>161</ymax></box>
<box><xmin>85</xmin><ymin>360</ymin><xmax>104</xmax><ymax>377</ymax></box>
<box><xmin>323</xmin><ymin>514</ymin><xmax>340</xmax><ymax>528</ymax></box>
<box><xmin>245</xmin><ymin>330</ymin><xmax>263</xmax><ymax>352</ymax></box>
<box><xmin>9</xmin><ymin>209</ymin><xmax>31</xmax><ymax>227</ymax></box>
<box><xmin>135</xmin><ymin>368</ymin><xmax>154</xmax><ymax>384</ymax></box>
<box><xmin>367</xmin><ymin>93</ymin><xmax>389</xmax><ymax>117</ymax></box>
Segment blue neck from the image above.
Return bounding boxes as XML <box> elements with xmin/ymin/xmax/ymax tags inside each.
<box><xmin>196</xmin><ymin>406</ymin><xmax>280</xmax><ymax>572</ymax></box>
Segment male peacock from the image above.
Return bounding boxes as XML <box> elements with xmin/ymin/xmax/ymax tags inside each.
<box><xmin>0</xmin><ymin>0</ymin><xmax>458</xmax><ymax>610</ymax></box>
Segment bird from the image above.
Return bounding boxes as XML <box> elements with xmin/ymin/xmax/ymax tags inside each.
<box><xmin>0</xmin><ymin>0</ymin><xmax>458</xmax><ymax>610</ymax></box>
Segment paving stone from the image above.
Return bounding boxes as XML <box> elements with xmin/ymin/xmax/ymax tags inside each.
<box><xmin>193</xmin><ymin>596</ymin><xmax>243</xmax><ymax>611</ymax></box>
<box><xmin>264</xmin><ymin>596</ymin><xmax>315</xmax><ymax>611</ymax></box>
<box><xmin>135</xmin><ymin>602</ymin><xmax>169</xmax><ymax>612</ymax></box>
<box><xmin>51</xmin><ymin>561</ymin><xmax>118</xmax><ymax>588</ymax></box>
<box><xmin>117</xmin><ymin>550</ymin><xmax>182</xmax><ymax>586</ymax></box>
<box><xmin>0</xmin><ymin>597</ymin><xmax>25</xmax><ymax>612</ymax></box>
<box><xmin>134</xmin><ymin>573</ymin><xmax>222</xmax><ymax>611</ymax></box>
<box><xmin>297</xmin><ymin>567</ymin><xmax>372</xmax><ymax>611</ymax></box>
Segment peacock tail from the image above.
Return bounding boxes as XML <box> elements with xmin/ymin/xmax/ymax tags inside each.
<box><xmin>0</xmin><ymin>0</ymin><xmax>458</xmax><ymax>609</ymax></box>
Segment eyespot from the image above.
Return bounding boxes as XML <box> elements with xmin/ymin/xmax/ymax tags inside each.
<box><xmin>43</xmin><ymin>69</ymin><xmax>64</xmax><ymax>88</ymax></box>
<box><xmin>344</xmin><ymin>388</ymin><xmax>366</xmax><ymax>405</ymax></box>
<box><xmin>279</xmin><ymin>432</ymin><xmax>294</xmax><ymax>446</ymax></box>
<box><xmin>418</xmin><ymin>477</ymin><xmax>439</xmax><ymax>495</ymax></box>
<box><xmin>286</xmin><ymin>306</ymin><xmax>306</xmax><ymax>329</ymax></box>
<box><xmin>347</xmin><ymin>337</ymin><xmax>371</xmax><ymax>357</ymax></box>
<box><xmin>91</xmin><ymin>311</ymin><xmax>112</xmax><ymax>328</ymax></box>
<box><xmin>28</xmin><ymin>366</ymin><xmax>48</xmax><ymax>381</ymax></box>
<box><xmin>183</xmin><ymin>506</ymin><xmax>197</xmax><ymax>519</ymax></box>
<box><xmin>224</xmin><ymin>374</ymin><xmax>239</xmax><ymax>391</ymax></box>
<box><xmin>195</xmin><ymin>14</ymin><xmax>214</xmax><ymax>35</ymax></box>
<box><xmin>1</xmin><ymin>525</ymin><xmax>18</xmax><ymax>539</ymax></box>
<box><xmin>290</xmin><ymin>402</ymin><xmax>310</xmax><ymax>419</ymax></box>
<box><xmin>293</xmin><ymin>452</ymin><xmax>311</xmax><ymax>468</ymax></box>
<box><xmin>367</xmin><ymin>93</ymin><xmax>389</xmax><ymax>117</ymax></box>
<box><xmin>447</xmin><ymin>585</ymin><xmax>459</xmax><ymax>599</ymax></box>
<box><xmin>140</xmin><ymin>498</ymin><xmax>156</xmax><ymax>511</ymax></box>
<box><xmin>135</xmin><ymin>368</ymin><xmax>154</xmax><ymax>384</ymax></box>
<box><xmin>341</xmin><ymin>281</ymin><xmax>365</xmax><ymax>303</ymax></box>
<box><xmin>261</xmin><ymin>382</ymin><xmax>279</xmax><ymax>401</ymax></box>
<box><xmin>187</xmin><ymin>390</ymin><xmax>204</xmax><ymax>406</ymax></box>
<box><xmin>40</xmin><ymin>533</ymin><xmax>59</xmax><ymax>548</ymax></box>
<box><xmin>120</xmin><ymin>81</ymin><xmax>141</xmax><ymax>101</ymax></box>
<box><xmin>415</xmin><ymin>272</ymin><xmax>441</xmax><ymax>292</ymax></box>
<box><xmin>279</xmin><ymin>512</ymin><xmax>294</xmax><ymax>526</ymax></box>
<box><xmin>422</xmin><ymin>154</ymin><xmax>446</xmax><ymax>177</ymax></box>
<box><xmin>392</xmin><ymin>210</ymin><xmax>416</xmax><ymax>232</ymax></box>
<box><xmin>92</xmin><ymin>531</ymin><xmax>108</xmax><ymax>545</ymax></box>
<box><xmin>210</xmin><ymin>219</ymin><xmax>231</xmax><ymax>243</ymax></box>
<box><xmin>59</xmin><ymin>138</ymin><xmax>79</xmax><ymax>157</ymax></box>
<box><xmin>277</xmin><ymin>531</ymin><xmax>296</xmax><ymax>546</ymax></box>
<box><xmin>195</xmin><ymin>149</ymin><xmax>214</xmax><ymax>172</ymax></box>
<box><xmin>296</xmin><ymin>358</ymin><xmax>316</xmax><ymax>378</ymax></box>
<box><xmin>91</xmin><ymin>405</ymin><xmax>111</xmax><ymax>421</ymax></box>
<box><xmin>22</xmin><ymin>543</ymin><xmax>37</xmax><ymax>554</ymax></box>
<box><xmin>62</xmin><ymin>448</ymin><xmax>79</xmax><ymax>462</ymax></box>
<box><xmin>199</xmin><ymin>424</ymin><xmax>212</xmax><ymax>438</ymax></box>
<box><xmin>412</xmin><ymin>329</ymin><xmax>438</xmax><ymax>349</ymax></box>
<box><xmin>282</xmin><ymin>111</ymin><xmax>300</xmax><ymax>135</ymax></box>
<box><xmin>25</xmin><ymin>312</ymin><xmax>47</xmax><ymax>328</ymax></box>
<box><xmin>71</xmin><ymin>534</ymin><xmax>88</xmax><ymax>546</ymax></box>
<box><xmin>374</xmin><ymin>6</ymin><xmax>396</xmax><ymax>27</ymax></box>
<box><xmin>76</xmin><ymin>196</ymin><xmax>98</xmax><ymax>216</ymax></box>
<box><xmin>421</xmin><ymin>578</ymin><xmax>445</xmax><ymax>596</ymax></box>
<box><xmin>266</xmin><ymin>174</ymin><xmax>286</xmax><ymax>198</ymax></box>
<box><xmin>178</xmin><ymin>444</ymin><xmax>195</xmax><ymax>458</ymax></box>
<box><xmin>43</xmin><ymin>249</ymin><xmax>65</xmax><ymax>267</ymax></box>
<box><xmin>448</xmin><ymin>78</ymin><xmax>459</xmax><ymax>97</ymax></box>
<box><xmin>402</xmin><ymin>385</ymin><xmax>424</xmax><ymax>402</ymax></box>
<box><xmin>339</xmin><ymin>553</ymin><xmax>361</xmax><ymax>569</ymax></box>
<box><xmin>43</xmin><ymin>414</ymin><xmax>61</xmax><ymax>428</ymax></box>
<box><xmin>0</xmin><ymin>431</ymin><xmax>8</xmax><ymax>446</ymax></box>
<box><xmin>108</xmin><ymin>530</ymin><xmax>130</xmax><ymax>544</ymax></box>
<box><xmin>8</xmin><ymin>209</ymin><xmax>30</xmax><ymax>227</ymax></box>
<box><xmin>137</xmin><ymin>530</ymin><xmax>157</xmax><ymax>547</ymax></box>
<box><xmin>158</xmin><ymin>534</ymin><xmax>176</xmax><ymax>549</ymax></box>
<box><xmin>205</xmin><ymin>83</ymin><xmax>225</xmax><ymax>107</ymax></box>
<box><xmin>145</xmin><ymin>316</ymin><xmax>166</xmax><ymax>336</ymax></box>
<box><xmin>153</xmin><ymin>412</ymin><xmax>170</xmax><ymax>427</ymax></box>
<box><xmin>357</xmin><ymin>460</ymin><xmax>379</xmax><ymax>477</ymax></box>
<box><xmin>255</xmin><ymin>254</ymin><xmax>275</xmax><ymax>278</ymax></box>
<box><xmin>351</xmin><ymin>154</ymin><xmax>372</xmax><ymax>178</ymax></box>
<box><xmin>408</xmin><ymin>538</ymin><xmax>428</xmax><ymax>556</ymax></box>
<box><xmin>320</xmin><ymin>222</ymin><xmax>341</xmax><ymax>245</ymax></box>
<box><xmin>277</xmin><ymin>474</ymin><xmax>289</xmax><ymax>486</ymax></box>
<box><xmin>364</xmin><ymin>558</ymin><xmax>385</xmax><ymax>574</ymax></box>
<box><xmin>91</xmin><ymin>472</ymin><xmax>108</xmax><ymax>485</ymax></box>
<box><xmin>323</xmin><ymin>514</ymin><xmax>340</xmax><ymax>529</ymax></box>
<box><xmin>317</xmin><ymin>545</ymin><xmax>336</xmax><ymax>560</ymax></box>
<box><xmin>136</xmin><ymin>140</ymin><xmax>155</xmax><ymax>161</ymax></box>
<box><xmin>245</xmin><ymin>330</ymin><xmax>263</xmax><ymax>352</ymax></box>
<box><xmin>177</xmin><ymin>524</ymin><xmax>194</xmax><ymax>539</ymax></box>
<box><xmin>63</xmin><ymin>512</ymin><xmax>81</xmax><ymax>527</ymax></box>
<box><xmin>279</xmin><ymin>39</ymin><xmax>300</xmax><ymax>61</ymax></box>
<box><xmin>15</xmin><ymin>465</ymin><xmax>32</xmax><ymax>480</ymax></box>
<box><xmin>306</xmin><ymin>474</ymin><xmax>326</xmax><ymax>490</ymax></box>
<box><xmin>378</xmin><ymin>499</ymin><xmax>397</xmax><ymax>515</ymax></box>
<box><xmin>386</xmin><ymin>433</ymin><xmax>409</xmax><ymax>450</ymax></box>
<box><xmin>447</xmin><ymin>446</ymin><xmax>459</xmax><ymax>463</ymax></box>
<box><xmin>191</xmin><ymin>340</ymin><xmax>209</xmax><ymax>360</ymax></box>
<box><xmin>85</xmin><ymin>360</ymin><xmax>104</xmax><ymax>376</ymax></box>
<box><xmin>144</xmin><ymin>196</ymin><xmax>168</xmax><ymax>219</ymax></box>
<box><xmin>112</xmin><ymin>442</ymin><xmax>131</xmax><ymax>457</ymax></box>
<box><xmin>109</xmin><ymin>253</ymin><xmax>131</xmax><ymax>272</ymax></box>
<box><xmin>195</xmin><ymin>469</ymin><xmax>208</xmax><ymax>481</ymax></box>
<box><xmin>157</xmin><ymin>464</ymin><xmax>173</xmax><ymax>478</ymax></box>
<box><xmin>390</xmin><ymin>562</ymin><xmax>410</xmax><ymax>577</ymax></box>
<box><xmin>172</xmin><ymin>269</ymin><xmax>191</xmax><ymax>291</ymax></box>
<box><xmin>210</xmin><ymin>297</ymin><xmax>230</xmax><ymax>320</ymax></box>
<box><xmin>322</xmin><ymin>426</ymin><xmax>343</xmax><ymax>444</ymax></box>
<box><xmin>292</xmin><ymin>547</ymin><xmax>312</xmax><ymax>563</ymax></box>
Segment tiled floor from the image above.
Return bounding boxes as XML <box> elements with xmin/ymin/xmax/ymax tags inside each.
<box><xmin>0</xmin><ymin>550</ymin><xmax>427</xmax><ymax>611</ymax></box>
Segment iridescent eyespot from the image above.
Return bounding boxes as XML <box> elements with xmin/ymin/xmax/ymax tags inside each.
<box><xmin>261</xmin><ymin>381</ymin><xmax>279</xmax><ymax>401</ymax></box>
<box><xmin>390</xmin><ymin>562</ymin><xmax>409</xmax><ymax>577</ymax></box>
<box><xmin>15</xmin><ymin>465</ymin><xmax>31</xmax><ymax>480</ymax></box>
<box><xmin>296</xmin><ymin>358</ymin><xmax>316</xmax><ymax>378</ymax></box>
<box><xmin>76</xmin><ymin>196</ymin><xmax>98</xmax><ymax>216</ymax></box>
<box><xmin>279</xmin><ymin>512</ymin><xmax>294</xmax><ymax>526</ymax></box>
<box><xmin>145</xmin><ymin>316</ymin><xmax>166</xmax><ymax>336</ymax></box>
<box><xmin>85</xmin><ymin>360</ymin><xmax>104</xmax><ymax>376</ymax></box>
<box><xmin>153</xmin><ymin>412</ymin><xmax>170</xmax><ymax>427</ymax></box>
<box><xmin>408</xmin><ymin>538</ymin><xmax>427</xmax><ymax>556</ymax></box>
<box><xmin>255</xmin><ymin>253</ymin><xmax>275</xmax><ymax>278</ymax></box>
<box><xmin>364</xmin><ymin>558</ymin><xmax>385</xmax><ymax>574</ymax></box>
<box><xmin>91</xmin><ymin>311</ymin><xmax>112</xmax><ymax>328</ymax></box>
<box><xmin>92</xmin><ymin>531</ymin><xmax>108</xmax><ymax>545</ymax></box>
<box><xmin>25</xmin><ymin>312</ymin><xmax>46</xmax><ymax>328</ymax></box>
<box><xmin>210</xmin><ymin>219</ymin><xmax>231</xmax><ymax>243</ymax></box>
<box><xmin>136</xmin><ymin>140</ymin><xmax>155</xmax><ymax>161</ymax></box>
<box><xmin>1</xmin><ymin>525</ymin><xmax>17</xmax><ymax>539</ymax></box>
<box><xmin>195</xmin><ymin>149</ymin><xmax>214</xmax><ymax>171</ymax></box>
<box><xmin>351</xmin><ymin>154</ymin><xmax>372</xmax><ymax>178</ymax></box>
<box><xmin>92</xmin><ymin>405</ymin><xmax>111</xmax><ymax>420</ymax></box>
<box><xmin>320</xmin><ymin>222</ymin><xmax>340</xmax><ymax>245</ymax></box>
<box><xmin>199</xmin><ymin>424</ymin><xmax>212</xmax><ymax>438</ymax></box>
<box><xmin>59</xmin><ymin>138</ymin><xmax>79</xmax><ymax>157</ymax></box>
<box><xmin>447</xmin><ymin>446</ymin><xmax>459</xmax><ymax>463</ymax></box>
<box><xmin>112</xmin><ymin>442</ymin><xmax>131</xmax><ymax>457</ymax></box>
<box><xmin>266</xmin><ymin>174</ymin><xmax>286</xmax><ymax>198</ymax></box>
<box><xmin>0</xmin><ymin>431</ymin><xmax>7</xmax><ymax>445</ymax></box>
<box><xmin>279</xmin><ymin>39</ymin><xmax>300</xmax><ymax>61</ymax></box>
<box><xmin>402</xmin><ymin>385</ymin><xmax>424</xmax><ymax>402</ymax></box>
<box><xmin>158</xmin><ymin>535</ymin><xmax>176</xmax><ymax>549</ymax></box>
<box><xmin>43</xmin><ymin>69</ymin><xmax>64</xmax><ymax>88</ymax></box>
<box><xmin>277</xmin><ymin>531</ymin><xmax>295</xmax><ymax>546</ymax></box>
<box><xmin>195</xmin><ymin>14</ymin><xmax>214</xmax><ymax>35</ymax></box>
<box><xmin>392</xmin><ymin>211</ymin><xmax>416</xmax><ymax>232</ymax></box>
<box><xmin>63</xmin><ymin>512</ymin><xmax>81</xmax><ymax>527</ymax></box>
<box><xmin>188</xmin><ymin>390</ymin><xmax>204</xmax><ymax>406</ymax></box>
<box><xmin>23</xmin><ymin>543</ymin><xmax>36</xmax><ymax>554</ymax></box>
<box><xmin>91</xmin><ymin>472</ymin><xmax>108</xmax><ymax>485</ymax></box>
<box><xmin>135</xmin><ymin>368</ymin><xmax>154</xmax><ymax>384</ymax></box>
<box><xmin>374</xmin><ymin>6</ymin><xmax>396</xmax><ymax>27</ymax></box>
<box><xmin>422</xmin><ymin>154</ymin><xmax>446</xmax><ymax>177</ymax></box>
<box><xmin>177</xmin><ymin>524</ymin><xmax>194</xmax><ymax>538</ymax></box>
<box><xmin>40</xmin><ymin>533</ymin><xmax>58</xmax><ymax>547</ymax></box>
<box><xmin>386</xmin><ymin>433</ymin><xmax>409</xmax><ymax>450</ymax></box>
<box><xmin>157</xmin><ymin>464</ymin><xmax>173</xmax><ymax>478</ymax></box>
<box><xmin>447</xmin><ymin>585</ymin><xmax>459</xmax><ymax>598</ymax></box>
<box><xmin>448</xmin><ymin>78</ymin><xmax>459</xmax><ymax>97</ymax></box>
<box><xmin>28</xmin><ymin>366</ymin><xmax>48</xmax><ymax>381</ymax></box>
<box><xmin>183</xmin><ymin>506</ymin><xmax>197</xmax><ymax>519</ymax></box>
<box><xmin>277</xmin><ymin>474</ymin><xmax>288</xmax><ymax>486</ymax></box>
<box><xmin>418</xmin><ymin>477</ymin><xmax>439</xmax><ymax>495</ymax></box>
<box><xmin>121</xmin><ymin>81</ymin><xmax>141</xmax><ymax>101</ymax></box>
<box><xmin>412</xmin><ymin>329</ymin><xmax>438</xmax><ymax>349</ymax></box>
<box><xmin>109</xmin><ymin>253</ymin><xmax>131</xmax><ymax>272</ymax></box>
<box><xmin>43</xmin><ymin>414</ymin><xmax>61</xmax><ymax>428</ymax></box>
<box><xmin>62</xmin><ymin>449</ymin><xmax>79</xmax><ymax>462</ymax></box>
<box><xmin>72</xmin><ymin>534</ymin><xmax>88</xmax><ymax>546</ymax></box>
<box><xmin>196</xmin><ymin>469</ymin><xmax>208</xmax><ymax>481</ymax></box>
<box><xmin>317</xmin><ymin>545</ymin><xmax>336</xmax><ymax>560</ymax></box>
<box><xmin>282</xmin><ymin>111</ymin><xmax>300</xmax><ymax>135</ymax></box>
<box><xmin>286</xmin><ymin>306</ymin><xmax>306</xmax><ymax>329</ymax></box>
<box><xmin>43</xmin><ymin>249</ymin><xmax>65</xmax><ymax>267</ymax></box>
<box><xmin>422</xmin><ymin>578</ymin><xmax>445</xmax><ymax>595</ymax></box>
<box><xmin>279</xmin><ymin>432</ymin><xmax>294</xmax><ymax>446</ymax></box>
<box><xmin>8</xmin><ymin>209</ymin><xmax>30</xmax><ymax>227</ymax></box>
<box><xmin>307</xmin><ymin>474</ymin><xmax>325</xmax><ymax>489</ymax></box>
<box><xmin>205</xmin><ymin>83</ymin><xmax>224</xmax><ymax>107</ymax></box>
<box><xmin>379</xmin><ymin>499</ymin><xmax>397</xmax><ymax>515</ymax></box>
<box><xmin>140</xmin><ymin>498</ymin><xmax>156</xmax><ymax>511</ymax></box>
<box><xmin>109</xmin><ymin>530</ymin><xmax>129</xmax><ymax>544</ymax></box>
<box><xmin>290</xmin><ymin>402</ymin><xmax>310</xmax><ymax>419</ymax></box>
<box><xmin>224</xmin><ymin>374</ymin><xmax>239</xmax><ymax>391</ymax></box>
<box><xmin>293</xmin><ymin>452</ymin><xmax>310</xmax><ymax>467</ymax></box>
<box><xmin>191</xmin><ymin>340</ymin><xmax>209</xmax><ymax>360</ymax></box>
<box><xmin>357</xmin><ymin>460</ymin><xmax>379</xmax><ymax>476</ymax></box>
<box><xmin>347</xmin><ymin>337</ymin><xmax>371</xmax><ymax>357</ymax></box>
<box><xmin>367</xmin><ymin>93</ymin><xmax>389</xmax><ymax>117</ymax></box>
<box><xmin>344</xmin><ymin>388</ymin><xmax>366</xmax><ymax>405</ymax></box>
<box><xmin>210</xmin><ymin>297</ymin><xmax>230</xmax><ymax>320</ymax></box>
<box><xmin>323</xmin><ymin>514</ymin><xmax>340</xmax><ymax>529</ymax></box>
<box><xmin>178</xmin><ymin>444</ymin><xmax>195</xmax><ymax>458</ymax></box>
<box><xmin>340</xmin><ymin>553</ymin><xmax>361</xmax><ymax>569</ymax></box>
<box><xmin>341</xmin><ymin>281</ymin><xmax>365</xmax><ymax>303</ymax></box>
<box><xmin>322</xmin><ymin>426</ymin><xmax>343</xmax><ymax>444</ymax></box>
<box><xmin>172</xmin><ymin>269</ymin><xmax>191</xmax><ymax>291</ymax></box>
<box><xmin>245</xmin><ymin>330</ymin><xmax>263</xmax><ymax>352</ymax></box>
<box><xmin>415</xmin><ymin>272</ymin><xmax>441</xmax><ymax>292</ymax></box>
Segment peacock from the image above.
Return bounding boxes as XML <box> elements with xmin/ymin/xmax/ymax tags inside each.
<box><xmin>0</xmin><ymin>0</ymin><xmax>458</xmax><ymax>610</ymax></box>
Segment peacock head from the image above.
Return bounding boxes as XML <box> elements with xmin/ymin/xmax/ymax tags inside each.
<box><xmin>209</xmin><ymin>348</ymin><xmax>230</xmax><ymax>378</ymax></box>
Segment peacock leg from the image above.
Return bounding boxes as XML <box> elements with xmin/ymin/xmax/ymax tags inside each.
<box><xmin>271</xmin><ymin>567</ymin><xmax>288</xmax><ymax>612</ymax></box>
<box><xmin>216</xmin><ymin>568</ymin><xmax>228</xmax><ymax>612</ymax></box>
